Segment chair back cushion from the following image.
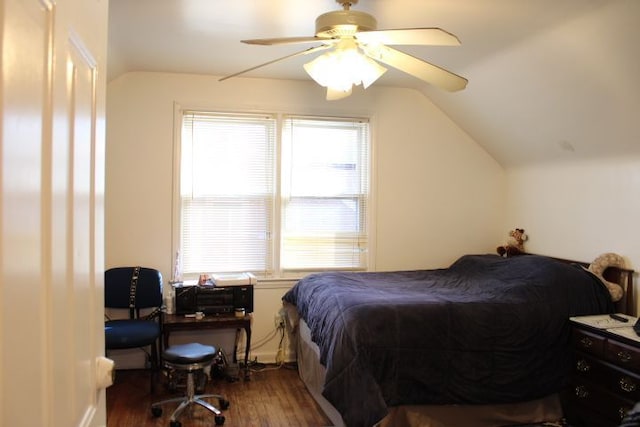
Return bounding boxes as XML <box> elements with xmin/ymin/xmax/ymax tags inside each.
<box><xmin>105</xmin><ymin>267</ymin><xmax>163</xmax><ymax>309</ymax></box>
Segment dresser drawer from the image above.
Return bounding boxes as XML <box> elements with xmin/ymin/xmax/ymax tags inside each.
<box><xmin>573</xmin><ymin>352</ymin><xmax>640</xmax><ymax>401</ymax></box>
<box><xmin>605</xmin><ymin>339</ymin><xmax>640</xmax><ymax>373</ymax></box>
<box><xmin>567</xmin><ymin>320</ymin><xmax>640</xmax><ymax>427</ymax></box>
<box><xmin>567</xmin><ymin>376</ymin><xmax>635</xmax><ymax>424</ymax></box>
<box><xmin>572</xmin><ymin>328</ymin><xmax>606</xmax><ymax>358</ymax></box>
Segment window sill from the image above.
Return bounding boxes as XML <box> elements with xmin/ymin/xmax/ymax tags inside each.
<box><xmin>256</xmin><ymin>277</ymin><xmax>300</xmax><ymax>289</ymax></box>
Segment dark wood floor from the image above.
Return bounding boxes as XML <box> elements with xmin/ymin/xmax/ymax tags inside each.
<box><xmin>106</xmin><ymin>364</ymin><xmax>333</xmax><ymax>427</ymax></box>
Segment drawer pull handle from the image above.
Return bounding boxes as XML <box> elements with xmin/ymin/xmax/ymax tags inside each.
<box><xmin>576</xmin><ymin>359</ymin><xmax>591</xmax><ymax>372</ymax></box>
<box><xmin>619</xmin><ymin>407</ymin><xmax>629</xmax><ymax>421</ymax></box>
<box><xmin>575</xmin><ymin>385</ymin><xmax>589</xmax><ymax>399</ymax></box>
<box><xmin>580</xmin><ymin>337</ymin><xmax>593</xmax><ymax>348</ymax></box>
<box><xmin>619</xmin><ymin>377</ymin><xmax>637</xmax><ymax>393</ymax></box>
<box><xmin>618</xmin><ymin>350</ymin><xmax>633</xmax><ymax>363</ymax></box>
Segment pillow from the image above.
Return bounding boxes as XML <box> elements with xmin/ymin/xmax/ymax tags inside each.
<box><xmin>588</xmin><ymin>253</ymin><xmax>625</xmax><ymax>302</ymax></box>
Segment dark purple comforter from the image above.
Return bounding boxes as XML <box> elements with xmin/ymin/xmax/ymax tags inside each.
<box><xmin>282</xmin><ymin>254</ymin><xmax>614</xmax><ymax>427</ymax></box>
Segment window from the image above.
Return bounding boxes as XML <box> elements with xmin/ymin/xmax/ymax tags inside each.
<box><xmin>281</xmin><ymin>117</ymin><xmax>369</xmax><ymax>271</ymax></box>
<box><xmin>178</xmin><ymin>110</ymin><xmax>370</xmax><ymax>278</ymax></box>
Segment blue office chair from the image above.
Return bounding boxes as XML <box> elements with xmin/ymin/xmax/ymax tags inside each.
<box><xmin>105</xmin><ymin>266</ymin><xmax>163</xmax><ymax>393</ymax></box>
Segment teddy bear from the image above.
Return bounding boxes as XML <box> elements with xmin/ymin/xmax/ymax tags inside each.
<box><xmin>496</xmin><ymin>228</ymin><xmax>528</xmax><ymax>257</ymax></box>
<box><xmin>588</xmin><ymin>252</ymin><xmax>625</xmax><ymax>302</ymax></box>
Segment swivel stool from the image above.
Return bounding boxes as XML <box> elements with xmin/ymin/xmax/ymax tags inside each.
<box><xmin>151</xmin><ymin>343</ymin><xmax>229</xmax><ymax>427</ymax></box>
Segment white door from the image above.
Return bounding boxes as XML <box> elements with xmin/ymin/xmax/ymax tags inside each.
<box><xmin>0</xmin><ymin>0</ymin><xmax>109</xmax><ymax>426</ymax></box>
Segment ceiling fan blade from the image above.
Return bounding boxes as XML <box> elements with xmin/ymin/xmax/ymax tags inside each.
<box><xmin>356</xmin><ymin>28</ymin><xmax>461</xmax><ymax>46</ymax></box>
<box><xmin>242</xmin><ymin>36</ymin><xmax>328</xmax><ymax>46</ymax></box>
<box><xmin>219</xmin><ymin>45</ymin><xmax>332</xmax><ymax>82</ymax></box>
<box><xmin>363</xmin><ymin>45</ymin><xmax>467</xmax><ymax>92</ymax></box>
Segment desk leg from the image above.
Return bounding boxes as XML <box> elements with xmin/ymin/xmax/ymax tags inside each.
<box><xmin>233</xmin><ymin>329</ymin><xmax>240</xmax><ymax>364</ymax></box>
<box><xmin>162</xmin><ymin>332</ymin><xmax>170</xmax><ymax>352</ymax></box>
<box><xmin>232</xmin><ymin>324</ymin><xmax>251</xmax><ymax>380</ymax></box>
<box><xmin>244</xmin><ymin>324</ymin><xmax>251</xmax><ymax>380</ymax></box>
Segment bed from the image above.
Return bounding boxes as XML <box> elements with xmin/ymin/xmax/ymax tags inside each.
<box><xmin>282</xmin><ymin>253</ymin><xmax>635</xmax><ymax>427</ymax></box>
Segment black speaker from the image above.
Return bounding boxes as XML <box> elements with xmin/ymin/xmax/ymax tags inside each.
<box><xmin>174</xmin><ymin>286</ymin><xmax>197</xmax><ymax>314</ymax></box>
<box><xmin>233</xmin><ymin>286</ymin><xmax>254</xmax><ymax>313</ymax></box>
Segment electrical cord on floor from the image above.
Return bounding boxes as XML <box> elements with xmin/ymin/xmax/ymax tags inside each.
<box><xmin>236</xmin><ymin>327</ymin><xmax>278</xmax><ymax>356</ymax></box>
<box><xmin>234</xmin><ymin>321</ymin><xmax>288</xmax><ymax>366</ymax></box>
<box><xmin>248</xmin><ymin>328</ymin><xmax>279</xmax><ymax>348</ymax></box>
<box><xmin>245</xmin><ymin>324</ymin><xmax>287</xmax><ymax>373</ymax></box>
<box><xmin>275</xmin><ymin>324</ymin><xmax>285</xmax><ymax>365</ymax></box>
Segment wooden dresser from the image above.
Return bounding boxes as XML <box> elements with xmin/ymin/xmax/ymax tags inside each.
<box><xmin>564</xmin><ymin>317</ymin><xmax>640</xmax><ymax>427</ymax></box>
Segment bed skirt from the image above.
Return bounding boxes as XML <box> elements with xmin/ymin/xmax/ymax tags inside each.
<box><xmin>294</xmin><ymin>314</ymin><xmax>564</xmax><ymax>427</ymax></box>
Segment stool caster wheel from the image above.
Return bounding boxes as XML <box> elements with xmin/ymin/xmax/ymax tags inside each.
<box><xmin>170</xmin><ymin>420</ymin><xmax>182</xmax><ymax>427</ymax></box>
<box><xmin>151</xmin><ymin>406</ymin><xmax>162</xmax><ymax>418</ymax></box>
<box><xmin>214</xmin><ymin>414</ymin><xmax>225</xmax><ymax>425</ymax></box>
<box><xmin>219</xmin><ymin>398</ymin><xmax>230</xmax><ymax>410</ymax></box>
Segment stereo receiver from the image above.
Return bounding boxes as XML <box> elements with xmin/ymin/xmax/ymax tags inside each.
<box><xmin>174</xmin><ymin>285</ymin><xmax>253</xmax><ymax>315</ymax></box>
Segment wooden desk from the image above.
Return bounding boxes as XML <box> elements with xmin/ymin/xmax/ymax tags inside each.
<box><xmin>162</xmin><ymin>313</ymin><xmax>252</xmax><ymax>380</ymax></box>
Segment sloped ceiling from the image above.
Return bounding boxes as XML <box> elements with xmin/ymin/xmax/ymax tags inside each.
<box><xmin>108</xmin><ymin>0</ymin><xmax>640</xmax><ymax>168</ymax></box>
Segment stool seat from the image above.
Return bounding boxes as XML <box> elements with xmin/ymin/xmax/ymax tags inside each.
<box><xmin>151</xmin><ymin>342</ymin><xmax>228</xmax><ymax>426</ymax></box>
<box><xmin>164</xmin><ymin>343</ymin><xmax>216</xmax><ymax>365</ymax></box>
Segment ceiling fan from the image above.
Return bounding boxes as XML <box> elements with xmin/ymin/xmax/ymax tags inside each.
<box><xmin>219</xmin><ymin>0</ymin><xmax>468</xmax><ymax>100</ymax></box>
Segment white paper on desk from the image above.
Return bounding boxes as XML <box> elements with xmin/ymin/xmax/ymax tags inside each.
<box><xmin>174</xmin><ymin>279</ymin><xmax>198</xmax><ymax>287</ymax></box>
<box><xmin>211</xmin><ymin>272</ymin><xmax>256</xmax><ymax>286</ymax></box>
<box><xmin>570</xmin><ymin>314</ymin><xmax>638</xmax><ymax>329</ymax></box>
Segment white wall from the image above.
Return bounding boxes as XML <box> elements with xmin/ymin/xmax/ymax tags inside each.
<box><xmin>506</xmin><ymin>157</ymin><xmax>640</xmax><ymax>313</ymax></box>
<box><xmin>105</xmin><ymin>72</ymin><xmax>505</xmax><ymax>364</ymax></box>
<box><xmin>372</xmin><ymin>91</ymin><xmax>505</xmax><ymax>271</ymax></box>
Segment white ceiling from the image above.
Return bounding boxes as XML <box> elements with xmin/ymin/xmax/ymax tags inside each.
<box><xmin>108</xmin><ymin>0</ymin><xmax>640</xmax><ymax>168</ymax></box>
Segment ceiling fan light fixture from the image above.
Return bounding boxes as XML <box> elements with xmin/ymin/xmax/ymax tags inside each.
<box><xmin>303</xmin><ymin>53</ymin><xmax>331</xmax><ymax>87</ymax></box>
<box><xmin>303</xmin><ymin>41</ymin><xmax>386</xmax><ymax>99</ymax></box>
<box><xmin>359</xmin><ymin>54</ymin><xmax>387</xmax><ymax>89</ymax></box>
<box><xmin>326</xmin><ymin>86</ymin><xmax>353</xmax><ymax>101</ymax></box>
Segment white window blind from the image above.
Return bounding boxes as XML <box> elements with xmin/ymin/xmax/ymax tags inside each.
<box><xmin>180</xmin><ymin>111</ymin><xmax>276</xmax><ymax>275</ymax></box>
<box><xmin>281</xmin><ymin>116</ymin><xmax>370</xmax><ymax>271</ymax></box>
<box><xmin>178</xmin><ymin>111</ymin><xmax>370</xmax><ymax>277</ymax></box>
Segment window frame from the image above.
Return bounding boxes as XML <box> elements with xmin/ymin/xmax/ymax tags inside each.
<box><xmin>171</xmin><ymin>104</ymin><xmax>376</xmax><ymax>282</ymax></box>
<box><xmin>280</xmin><ymin>115</ymin><xmax>371</xmax><ymax>273</ymax></box>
